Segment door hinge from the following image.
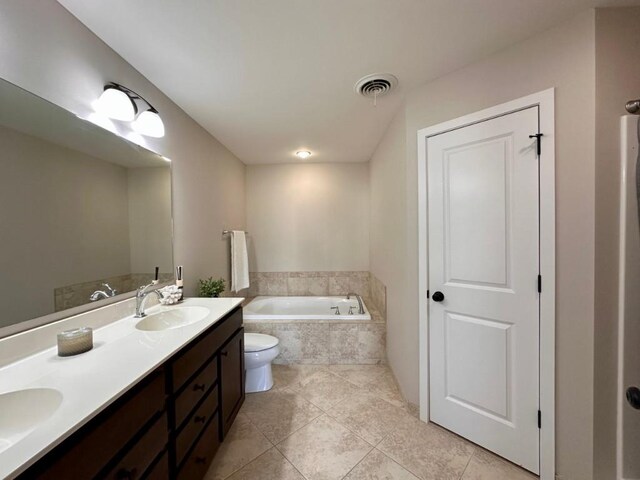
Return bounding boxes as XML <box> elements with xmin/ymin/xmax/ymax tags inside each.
<box><xmin>538</xmin><ymin>410</ymin><xmax>542</xmax><ymax>429</ymax></box>
<box><xmin>426</xmin><ymin>290</ymin><xmax>430</xmax><ymax>299</ymax></box>
<box><xmin>537</xmin><ymin>275</ymin><xmax>542</xmax><ymax>293</ymax></box>
<box><xmin>529</xmin><ymin>133</ymin><xmax>543</xmax><ymax>156</ymax></box>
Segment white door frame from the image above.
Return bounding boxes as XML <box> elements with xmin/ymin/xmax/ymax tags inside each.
<box><xmin>417</xmin><ymin>89</ymin><xmax>555</xmax><ymax>479</ymax></box>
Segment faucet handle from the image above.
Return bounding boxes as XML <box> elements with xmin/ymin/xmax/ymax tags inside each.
<box><xmin>330</xmin><ymin>306</ymin><xmax>341</xmax><ymax>315</ymax></box>
<box><xmin>102</xmin><ymin>283</ymin><xmax>117</xmax><ymax>296</ymax></box>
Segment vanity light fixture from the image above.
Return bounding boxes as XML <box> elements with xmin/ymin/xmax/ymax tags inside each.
<box><xmin>132</xmin><ymin>108</ymin><xmax>165</xmax><ymax>138</ymax></box>
<box><xmin>296</xmin><ymin>150</ymin><xmax>312</xmax><ymax>159</ymax></box>
<box><xmin>95</xmin><ymin>85</ymin><xmax>137</xmax><ymax>121</ymax></box>
<box><xmin>94</xmin><ymin>83</ymin><xmax>165</xmax><ymax>137</ymax></box>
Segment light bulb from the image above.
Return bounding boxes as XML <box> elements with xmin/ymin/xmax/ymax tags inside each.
<box><xmin>132</xmin><ymin>109</ymin><xmax>165</xmax><ymax>138</ymax></box>
<box><xmin>94</xmin><ymin>86</ymin><xmax>136</xmax><ymax>121</ymax></box>
<box><xmin>296</xmin><ymin>150</ymin><xmax>312</xmax><ymax>159</ymax></box>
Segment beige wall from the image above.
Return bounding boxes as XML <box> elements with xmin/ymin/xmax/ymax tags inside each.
<box><xmin>0</xmin><ymin>0</ymin><xmax>246</xmax><ymax>298</ymax></box>
<box><xmin>593</xmin><ymin>8</ymin><xmax>640</xmax><ymax>480</ymax></box>
<box><xmin>127</xmin><ymin>166</ymin><xmax>173</xmax><ymax>275</ymax></box>
<box><xmin>246</xmin><ymin>163</ymin><xmax>369</xmax><ymax>272</ymax></box>
<box><xmin>371</xmin><ymin>10</ymin><xmax>597</xmax><ymax>479</ymax></box>
<box><xmin>0</xmin><ymin>124</ymin><xmax>131</xmax><ymax>326</ymax></box>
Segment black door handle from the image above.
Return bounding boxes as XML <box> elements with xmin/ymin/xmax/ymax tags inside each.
<box><xmin>431</xmin><ymin>291</ymin><xmax>445</xmax><ymax>302</ymax></box>
<box><xmin>627</xmin><ymin>386</ymin><xmax>640</xmax><ymax>410</ymax></box>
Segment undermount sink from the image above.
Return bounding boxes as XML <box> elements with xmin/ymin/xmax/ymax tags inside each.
<box><xmin>0</xmin><ymin>388</ymin><xmax>63</xmax><ymax>453</ymax></box>
<box><xmin>135</xmin><ymin>306</ymin><xmax>211</xmax><ymax>331</ymax></box>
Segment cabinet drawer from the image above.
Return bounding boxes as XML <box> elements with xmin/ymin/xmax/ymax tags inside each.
<box><xmin>177</xmin><ymin>413</ymin><xmax>220</xmax><ymax>480</ymax></box>
<box><xmin>171</xmin><ymin>308</ymin><xmax>242</xmax><ymax>391</ymax></box>
<box><xmin>144</xmin><ymin>451</ymin><xmax>169</xmax><ymax>480</ymax></box>
<box><xmin>175</xmin><ymin>385</ymin><xmax>219</xmax><ymax>467</ymax></box>
<box><xmin>174</xmin><ymin>356</ymin><xmax>217</xmax><ymax>428</ymax></box>
<box><xmin>103</xmin><ymin>413</ymin><xmax>167</xmax><ymax>480</ymax></box>
<box><xmin>37</xmin><ymin>370</ymin><xmax>165</xmax><ymax>479</ymax></box>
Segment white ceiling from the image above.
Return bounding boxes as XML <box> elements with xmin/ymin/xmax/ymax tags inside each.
<box><xmin>59</xmin><ymin>0</ymin><xmax>635</xmax><ymax>165</ymax></box>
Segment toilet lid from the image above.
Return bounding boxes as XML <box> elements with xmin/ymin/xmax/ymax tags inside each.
<box><xmin>244</xmin><ymin>333</ymin><xmax>279</xmax><ymax>352</ymax></box>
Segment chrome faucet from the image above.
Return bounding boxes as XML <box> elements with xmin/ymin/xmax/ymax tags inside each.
<box><xmin>89</xmin><ymin>283</ymin><xmax>118</xmax><ymax>301</ymax></box>
<box><xmin>346</xmin><ymin>293</ymin><xmax>364</xmax><ymax>314</ymax></box>
<box><xmin>134</xmin><ymin>282</ymin><xmax>162</xmax><ymax>318</ymax></box>
<box><xmin>347</xmin><ymin>293</ymin><xmax>364</xmax><ymax>315</ymax></box>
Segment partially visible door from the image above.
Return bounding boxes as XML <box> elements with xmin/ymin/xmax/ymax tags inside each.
<box><xmin>219</xmin><ymin>327</ymin><xmax>245</xmax><ymax>437</ymax></box>
<box><xmin>427</xmin><ymin>107</ymin><xmax>540</xmax><ymax>473</ymax></box>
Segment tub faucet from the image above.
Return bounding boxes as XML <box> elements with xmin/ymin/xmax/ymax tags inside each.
<box><xmin>89</xmin><ymin>283</ymin><xmax>118</xmax><ymax>301</ymax></box>
<box><xmin>347</xmin><ymin>293</ymin><xmax>364</xmax><ymax>314</ymax></box>
<box><xmin>135</xmin><ymin>283</ymin><xmax>163</xmax><ymax>318</ymax></box>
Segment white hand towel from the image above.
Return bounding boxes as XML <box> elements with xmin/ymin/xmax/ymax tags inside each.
<box><xmin>230</xmin><ymin>230</ymin><xmax>250</xmax><ymax>292</ymax></box>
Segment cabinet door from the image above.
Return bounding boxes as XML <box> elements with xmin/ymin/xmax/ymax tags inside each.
<box><xmin>219</xmin><ymin>328</ymin><xmax>244</xmax><ymax>437</ymax></box>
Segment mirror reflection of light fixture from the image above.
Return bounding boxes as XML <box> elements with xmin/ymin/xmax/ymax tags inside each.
<box><xmin>94</xmin><ymin>83</ymin><xmax>165</xmax><ymax>137</ymax></box>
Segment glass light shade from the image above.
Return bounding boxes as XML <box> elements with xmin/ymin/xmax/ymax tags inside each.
<box><xmin>95</xmin><ymin>87</ymin><xmax>136</xmax><ymax>121</ymax></box>
<box><xmin>132</xmin><ymin>110</ymin><xmax>165</xmax><ymax>138</ymax></box>
<box><xmin>296</xmin><ymin>150</ymin><xmax>312</xmax><ymax>159</ymax></box>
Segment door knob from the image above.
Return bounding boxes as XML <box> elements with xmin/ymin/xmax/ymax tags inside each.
<box><xmin>627</xmin><ymin>386</ymin><xmax>640</xmax><ymax>410</ymax></box>
<box><xmin>432</xmin><ymin>291</ymin><xmax>445</xmax><ymax>302</ymax></box>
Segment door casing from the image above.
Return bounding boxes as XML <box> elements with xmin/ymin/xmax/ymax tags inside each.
<box><xmin>417</xmin><ymin>89</ymin><xmax>555</xmax><ymax>480</ymax></box>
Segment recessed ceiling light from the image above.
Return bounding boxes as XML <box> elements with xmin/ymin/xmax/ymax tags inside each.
<box><xmin>296</xmin><ymin>150</ymin><xmax>312</xmax><ymax>159</ymax></box>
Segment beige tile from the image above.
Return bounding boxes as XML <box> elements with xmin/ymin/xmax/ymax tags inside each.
<box><xmin>357</xmin><ymin>324</ymin><xmax>386</xmax><ymax>363</ymax></box>
<box><xmin>263</xmin><ymin>273</ymin><xmax>288</xmax><ymax>296</ymax></box>
<box><xmin>344</xmin><ymin>449</ymin><xmax>420</xmax><ymax>480</ymax></box>
<box><xmin>307</xmin><ymin>275</ymin><xmax>330</xmax><ymax>295</ymax></box>
<box><xmin>365</xmin><ymin>369</ymin><xmax>406</xmax><ymax>408</ymax></box>
<box><xmin>328</xmin><ymin>391</ymin><xmax>414</xmax><ymax>445</ymax></box>
<box><xmin>242</xmin><ymin>388</ymin><xmax>323</xmax><ymax>443</ymax></box>
<box><xmin>329</xmin><ymin>324</ymin><xmax>359</xmax><ymax>363</ymax></box>
<box><xmin>272</xmin><ymin>323</ymin><xmax>331</xmax><ymax>364</ymax></box>
<box><xmin>461</xmin><ymin>448</ymin><xmax>537</xmax><ymax>480</ymax></box>
<box><xmin>290</xmin><ymin>370</ymin><xmax>362</xmax><ymax>411</ymax></box>
<box><xmin>277</xmin><ymin>415</ymin><xmax>373</xmax><ymax>480</ymax></box>
<box><xmin>329</xmin><ymin>275</ymin><xmax>351</xmax><ymax>295</ymax></box>
<box><xmin>328</xmin><ymin>364</ymin><xmax>388</xmax><ymax>387</ymax></box>
<box><xmin>287</xmin><ymin>276</ymin><xmax>309</xmax><ymax>296</ymax></box>
<box><xmin>272</xmin><ymin>364</ymin><xmax>329</xmax><ymax>388</ymax></box>
<box><xmin>206</xmin><ymin>414</ymin><xmax>272</xmax><ymax>480</ymax></box>
<box><xmin>378</xmin><ymin>418</ymin><xmax>475</xmax><ymax>480</ymax></box>
<box><xmin>226</xmin><ymin>448</ymin><xmax>305</xmax><ymax>480</ymax></box>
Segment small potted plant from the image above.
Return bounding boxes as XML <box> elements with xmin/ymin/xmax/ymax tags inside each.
<box><xmin>197</xmin><ymin>277</ymin><xmax>226</xmax><ymax>298</ymax></box>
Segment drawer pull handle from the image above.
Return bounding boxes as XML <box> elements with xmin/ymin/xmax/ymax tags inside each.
<box><xmin>193</xmin><ymin>383</ymin><xmax>206</xmax><ymax>392</ymax></box>
<box><xmin>194</xmin><ymin>415</ymin><xmax>207</xmax><ymax>424</ymax></box>
<box><xmin>195</xmin><ymin>456</ymin><xmax>207</xmax><ymax>464</ymax></box>
<box><xmin>220</xmin><ymin>350</ymin><xmax>228</xmax><ymax>357</ymax></box>
<box><xmin>116</xmin><ymin>467</ymin><xmax>137</xmax><ymax>479</ymax></box>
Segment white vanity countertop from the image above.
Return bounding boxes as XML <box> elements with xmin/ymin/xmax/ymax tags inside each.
<box><xmin>0</xmin><ymin>297</ymin><xmax>244</xmax><ymax>479</ymax></box>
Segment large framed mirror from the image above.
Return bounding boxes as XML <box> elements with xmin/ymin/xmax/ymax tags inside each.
<box><xmin>0</xmin><ymin>78</ymin><xmax>173</xmax><ymax>337</ymax></box>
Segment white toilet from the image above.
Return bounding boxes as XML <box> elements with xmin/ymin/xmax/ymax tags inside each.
<box><xmin>244</xmin><ymin>333</ymin><xmax>280</xmax><ymax>393</ymax></box>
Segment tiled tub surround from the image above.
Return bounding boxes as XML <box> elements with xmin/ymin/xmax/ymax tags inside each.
<box><xmin>244</xmin><ymin>272</ymin><xmax>387</xmax><ymax>365</ymax></box>
<box><xmin>248</xmin><ymin>271</ymin><xmax>386</xmax><ymax>315</ymax></box>
<box><xmin>249</xmin><ymin>272</ymin><xmax>371</xmax><ymax>298</ymax></box>
<box><xmin>244</xmin><ymin>298</ymin><xmax>385</xmax><ymax>365</ymax></box>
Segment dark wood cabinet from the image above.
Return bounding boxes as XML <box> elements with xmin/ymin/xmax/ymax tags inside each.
<box><xmin>219</xmin><ymin>329</ymin><xmax>245</xmax><ymax>437</ymax></box>
<box><xmin>20</xmin><ymin>306</ymin><xmax>244</xmax><ymax>480</ymax></box>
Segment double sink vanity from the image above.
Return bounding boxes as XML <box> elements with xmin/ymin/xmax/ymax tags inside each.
<box><xmin>0</xmin><ymin>297</ymin><xmax>246</xmax><ymax>479</ymax></box>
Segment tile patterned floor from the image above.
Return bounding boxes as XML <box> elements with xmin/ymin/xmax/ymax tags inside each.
<box><xmin>205</xmin><ymin>365</ymin><xmax>538</xmax><ymax>480</ymax></box>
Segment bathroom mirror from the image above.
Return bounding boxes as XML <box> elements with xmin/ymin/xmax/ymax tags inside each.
<box><xmin>0</xmin><ymin>77</ymin><xmax>173</xmax><ymax>335</ymax></box>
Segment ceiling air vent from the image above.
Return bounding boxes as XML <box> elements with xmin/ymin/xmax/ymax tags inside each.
<box><xmin>354</xmin><ymin>73</ymin><xmax>398</xmax><ymax>102</ymax></box>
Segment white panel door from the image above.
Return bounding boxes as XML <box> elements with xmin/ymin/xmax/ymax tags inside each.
<box><xmin>428</xmin><ymin>107</ymin><xmax>540</xmax><ymax>473</ymax></box>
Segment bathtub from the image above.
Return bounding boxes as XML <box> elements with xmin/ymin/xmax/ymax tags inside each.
<box><xmin>244</xmin><ymin>296</ymin><xmax>371</xmax><ymax>321</ymax></box>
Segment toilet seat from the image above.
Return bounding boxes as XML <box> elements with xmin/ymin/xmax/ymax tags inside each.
<box><xmin>244</xmin><ymin>333</ymin><xmax>279</xmax><ymax>352</ymax></box>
